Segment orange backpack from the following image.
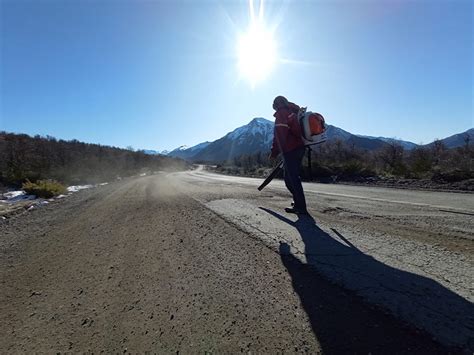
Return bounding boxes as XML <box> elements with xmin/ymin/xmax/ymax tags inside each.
<box><xmin>298</xmin><ymin>108</ymin><xmax>327</xmax><ymax>146</ymax></box>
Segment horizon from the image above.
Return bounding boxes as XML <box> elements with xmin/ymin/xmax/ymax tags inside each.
<box><xmin>2</xmin><ymin>116</ymin><xmax>472</xmax><ymax>154</ymax></box>
<box><xmin>1</xmin><ymin>0</ymin><xmax>472</xmax><ymax>151</ymax></box>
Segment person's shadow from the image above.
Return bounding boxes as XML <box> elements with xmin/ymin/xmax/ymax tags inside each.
<box><xmin>260</xmin><ymin>208</ymin><xmax>473</xmax><ymax>353</ymax></box>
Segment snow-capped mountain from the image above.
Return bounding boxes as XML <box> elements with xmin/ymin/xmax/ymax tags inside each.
<box><xmin>172</xmin><ymin>117</ymin><xmax>390</xmax><ymax>162</ymax></box>
<box><xmin>171</xmin><ymin>145</ymin><xmax>189</xmax><ymax>152</ymax></box>
<box><xmin>167</xmin><ymin>142</ymin><xmax>211</xmax><ymax>159</ymax></box>
<box><xmin>227</xmin><ymin>117</ymin><xmax>274</xmax><ymax>145</ymax></box>
<box><xmin>191</xmin><ymin>118</ymin><xmax>274</xmax><ymax>162</ymax></box>
<box><xmin>142</xmin><ymin>149</ymin><xmax>170</xmax><ymax>155</ymax></box>
<box><xmin>163</xmin><ymin>117</ymin><xmax>473</xmax><ymax>163</ymax></box>
<box><xmin>142</xmin><ymin>149</ymin><xmax>159</xmax><ymax>155</ymax></box>
<box><xmin>187</xmin><ymin>141</ymin><xmax>211</xmax><ymax>153</ymax></box>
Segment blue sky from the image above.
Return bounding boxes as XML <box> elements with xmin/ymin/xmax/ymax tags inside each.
<box><xmin>1</xmin><ymin>0</ymin><xmax>472</xmax><ymax>151</ymax></box>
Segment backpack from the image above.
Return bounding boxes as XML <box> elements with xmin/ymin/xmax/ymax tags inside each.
<box><xmin>298</xmin><ymin>107</ymin><xmax>327</xmax><ymax>146</ymax></box>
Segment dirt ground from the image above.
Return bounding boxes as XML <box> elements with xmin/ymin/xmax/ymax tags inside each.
<box><xmin>0</xmin><ymin>173</ymin><xmax>467</xmax><ymax>353</ymax></box>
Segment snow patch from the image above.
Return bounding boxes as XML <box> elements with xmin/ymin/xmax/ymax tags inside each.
<box><xmin>3</xmin><ymin>191</ymin><xmax>26</xmax><ymax>199</ymax></box>
<box><xmin>0</xmin><ymin>181</ymin><xmax>109</xmax><ymax>209</ymax></box>
<box><xmin>67</xmin><ymin>185</ymin><xmax>93</xmax><ymax>192</ymax></box>
<box><xmin>1</xmin><ymin>191</ymin><xmax>36</xmax><ymax>203</ymax></box>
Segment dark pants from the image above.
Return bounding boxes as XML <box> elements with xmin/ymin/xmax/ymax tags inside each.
<box><xmin>283</xmin><ymin>147</ymin><xmax>307</xmax><ymax>211</ymax></box>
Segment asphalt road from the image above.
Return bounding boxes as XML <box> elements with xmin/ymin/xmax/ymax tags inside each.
<box><xmin>1</xmin><ymin>168</ymin><xmax>472</xmax><ymax>353</ymax></box>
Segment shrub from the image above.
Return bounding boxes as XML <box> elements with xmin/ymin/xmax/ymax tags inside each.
<box><xmin>332</xmin><ymin>161</ymin><xmax>376</xmax><ymax>179</ymax></box>
<box><xmin>432</xmin><ymin>169</ymin><xmax>473</xmax><ymax>183</ymax></box>
<box><xmin>22</xmin><ymin>179</ymin><xmax>67</xmax><ymax>198</ymax></box>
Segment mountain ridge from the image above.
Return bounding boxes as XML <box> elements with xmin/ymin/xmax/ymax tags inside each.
<box><xmin>165</xmin><ymin>118</ymin><xmax>472</xmax><ymax>162</ymax></box>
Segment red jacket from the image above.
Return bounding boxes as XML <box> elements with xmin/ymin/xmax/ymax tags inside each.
<box><xmin>271</xmin><ymin>102</ymin><xmax>305</xmax><ymax>157</ymax></box>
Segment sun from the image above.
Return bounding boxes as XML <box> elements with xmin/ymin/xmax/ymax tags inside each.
<box><xmin>237</xmin><ymin>1</ymin><xmax>277</xmax><ymax>86</ymax></box>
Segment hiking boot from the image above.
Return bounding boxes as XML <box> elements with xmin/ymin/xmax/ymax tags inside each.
<box><xmin>284</xmin><ymin>207</ymin><xmax>309</xmax><ymax>215</ymax></box>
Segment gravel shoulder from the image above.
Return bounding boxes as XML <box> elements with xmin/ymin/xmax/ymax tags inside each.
<box><xmin>0</xmin><ymin>173</ymin><xmax>466</xmax><ymax>353</ymax></box>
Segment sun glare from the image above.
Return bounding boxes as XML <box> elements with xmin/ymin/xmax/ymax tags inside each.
<box><xmin>237</xmin><ymin>0</ymin><xmax>277</xmax><ymax>86</ymax></box>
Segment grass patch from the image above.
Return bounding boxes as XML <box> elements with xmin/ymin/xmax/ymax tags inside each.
<box><xmin>22</xmin><ymin>179</ymin><xmax>67</xmax><ymax>198</ymax></box>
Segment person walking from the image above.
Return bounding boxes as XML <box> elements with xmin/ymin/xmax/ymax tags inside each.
<box><xmin>270</xmin><ymin>96</ymin><xmax>308</xmax><ymax>215</ymax></box>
